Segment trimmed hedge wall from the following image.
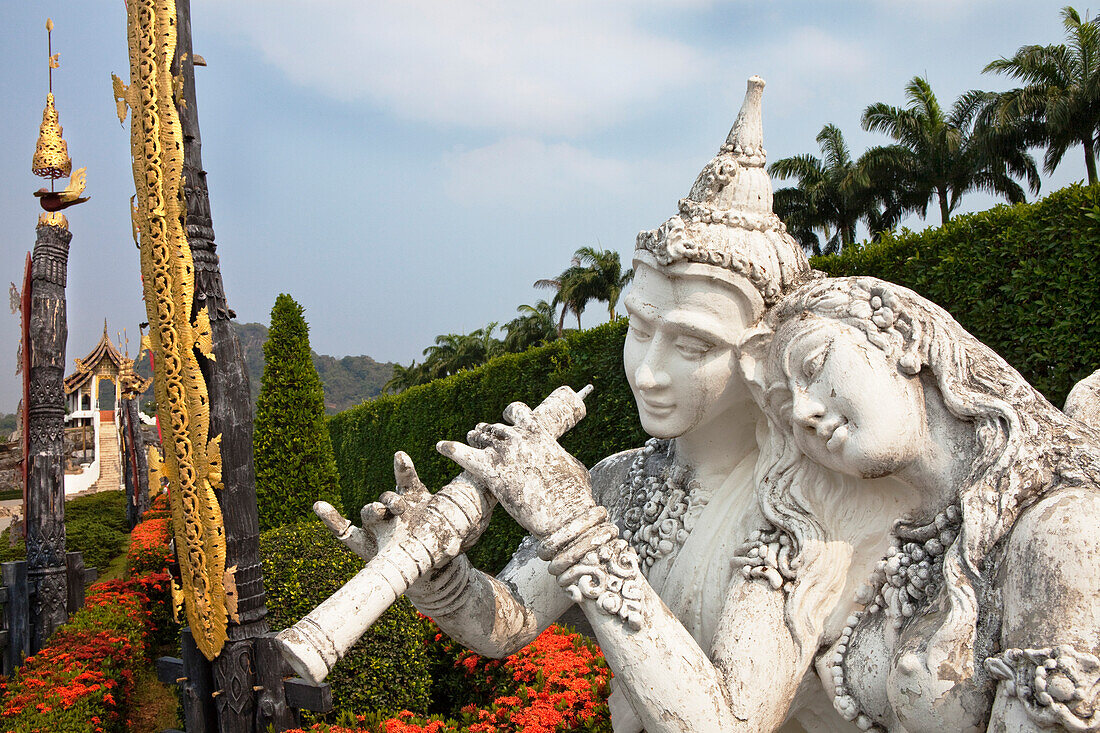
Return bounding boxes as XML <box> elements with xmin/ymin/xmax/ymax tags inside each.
<box><xmin>812</xmin><ymin>184</ymin><xmax>1100</xmax><ymax>406</ymax></box>
<box><xmin>260</xmin><ymin>521</ymin><xmax>432</xmax><ymax>717</ymax></box>
<box><xmin>328</xmin><ymin>321</ymin><xmax>646</xmax><ymax>573</ymax></box>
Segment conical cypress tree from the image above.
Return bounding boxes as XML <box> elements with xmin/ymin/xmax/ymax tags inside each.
<box><xmin>253</xmin><ymin>294</ymin><xmax>343</xmax><ymax>530</ymax></box>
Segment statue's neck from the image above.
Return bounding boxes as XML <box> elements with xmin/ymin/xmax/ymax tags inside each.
<box><xmin>674</xmin><ymin>400</ymin><xmax>760</xmax><ymax>487</ymax></box>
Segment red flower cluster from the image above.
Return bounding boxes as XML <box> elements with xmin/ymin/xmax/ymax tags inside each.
<box><xmin>126</xmin><ymin>516</ymin><xmax>173</xmax><ymax>576</ymax></box>
<box><xmin>282</xmin><ymin>622</ymin><xmax>612</xmax><ymax>733</ymax></box>
<box><xmin>143</xmin><ymin>492</ymin><xmax>171</xmax><ymax>521</ymax></box>
<box><xmin>0</xmin><ymin>571</ymin><xmax>172</xmax><ymax>732</ymax></box>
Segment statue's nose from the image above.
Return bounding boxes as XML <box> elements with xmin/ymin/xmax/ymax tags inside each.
<box><xmin>791</xmin><ymin>389</ymin><xmax>825</xmax><ymax>428</ymax></box>
<box><xmin>635</xmin><ymin>348</ymin><xmax>670</xmax><ymax>391</ymax></box>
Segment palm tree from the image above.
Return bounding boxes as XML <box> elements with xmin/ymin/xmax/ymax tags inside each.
<box><xmin>383</xmin><ymin>360</ymin><xmax>427</xmax><ymax>394</ymax></box>
<box><xmin>421</xmin><ymin>325</ymin><xmax>503</xmax><ymax>379</ymax></box>
<box><xmin>862</xmin><ymin>76</ymin><xmax>1039</xmax><ymax>224</ymax></box>
<box><xmin>769</xmin><ymin>124</ymin><xmax>903</xmax><ymax>255</ymax></box>
<box><xmin>573</xmin><ymin>246</ymin><xmax>634</xmax><ymax>320</ymax></box>
<box><xmin>535</xmin><ymin>248</ymin><xmax>633</xmax><ymax>332</ymax></box>
<box><xmin>983</xmin><ymin>6</ymin><xmax>1100</xmax><ymax>184</ymax></box>
<box><xmin>503</xmin><ymin>300</ymin><xmax>558</xmax><ymax>353</ymax></box>
<box><xmin>535</xmin><ymin>256</ymin><xmax>594</xmax><ymax>334</ymax></box>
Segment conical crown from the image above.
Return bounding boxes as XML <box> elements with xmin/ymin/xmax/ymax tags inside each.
<box><xmin>32</xmin><ymin>93</ymin><xmax>71</xmax><ymax>180</ymax></box>
<box><xmin>635</xmin><ymin>76</ymin><xmax>809</xmax><ymax>307</ymax></box>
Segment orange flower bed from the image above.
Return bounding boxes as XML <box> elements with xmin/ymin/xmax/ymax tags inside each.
<box><xmin>0</xmin><ymin>572</ymin><xmax>172</xmax><ymax>733</ymax></box>
<box><xmin>285</xmin><ymin>622</ymin><xmax>612</xmax><ymax>733</ymax></box>
<box><xmin>126</xmin><ymin>516</ymin><xmax>173</xmax><ymax>576</ymax></box>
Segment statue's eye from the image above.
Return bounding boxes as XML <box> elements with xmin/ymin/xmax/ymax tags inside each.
<box><xmin>675</xmin><ymin>336</ymin><xmax>714</xmax><ymax>359</ymax></box>
<box><xmin>801</xmin><ymin>345</ymin><xmax>829</xmax><ymax>381</ymax></box>
<box><xmin>628</xmin><ymin>321</ymin><xmax>652</xmax><ymax>342</ymax></box>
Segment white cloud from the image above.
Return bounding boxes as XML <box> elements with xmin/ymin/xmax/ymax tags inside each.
<box><xmin>198</xmin><ymin>0</ymin><xmax>701</xmax><ymax>136</ymax></box>
<box><xmin>753</xmin><ymin>27</ymin><xmax>872</xmax><ymax>112</ymax></box>
<box><xmin>441</xmin><ymin>138</ymin><xmax>645</xmax><ymax>208</ymax></box>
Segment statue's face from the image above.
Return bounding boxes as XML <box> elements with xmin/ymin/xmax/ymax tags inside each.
<box><xmin>622</xmin><ymin>262</ymin><xmax>754</xmax><ymax>440</ymax></box>
<box><xmin>780</xmin><ymin>320</ymin><xmax>925</xmax><ymax>479</ymax></box>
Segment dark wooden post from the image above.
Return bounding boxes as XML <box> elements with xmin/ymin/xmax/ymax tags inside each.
<box><xmin>64</xmin><ymin>551</ymin><xmax>85</xmax><ymax>615</ymax></box>
<box><xmin>173</xmin><ymin>2</ymin><xmax>279</xmax><ymax>730</ymax></box>
<box><xmin>25</xmin><ymin>220</ymin><xmax>71</xmax><ymax>652</ymax></box>
<box><xmin>2</xmin><ymin>560</ymin><xmax>30</xmax><ymax>675</ymax></box>
<box><xmin>119</xmin><ymin>396</ymin><xmax>149</xmax><ymax>528</ymax></box>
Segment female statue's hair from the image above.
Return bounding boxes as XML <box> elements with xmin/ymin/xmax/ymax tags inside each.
<box><xmin>750</xmin><ymin>276</ymin><xmax>1100</xmax><ymax>677</ymax></box>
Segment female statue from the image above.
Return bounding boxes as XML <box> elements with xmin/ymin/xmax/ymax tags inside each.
<box><xmin>738</xmin><ymin>276</ymin><xmax>1100</xmax><ymax>731</ymax></box>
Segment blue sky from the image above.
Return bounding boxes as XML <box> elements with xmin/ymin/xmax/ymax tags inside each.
<box><xmin>0</xmin><ymin>0</ymin><xmax>1084</xmax><ymax>410</ymax></box>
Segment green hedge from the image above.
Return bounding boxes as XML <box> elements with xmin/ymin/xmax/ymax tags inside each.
<box><xmin>812</xmin><ymin>184</ymin><xmax>1100</xmax><ymax>406</ymax></box>
<box><xmin>0</xmin><ymin>491</ymin><xmax>129</xmax><ymax>569</ymax></box>
<box><xmin>328</xmin><ymin>320</ymin><xmax>646</xmax><ymax>573</ymax></box>
<box><xmin>260</xmin><ymin>521</ymin><xmax>432</xmax><ymax>718</ymax></box>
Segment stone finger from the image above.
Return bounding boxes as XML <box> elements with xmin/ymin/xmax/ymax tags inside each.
<box><xmin>393</xmin><ymin>451</ymin><xmax>429</xmax><ymax>499</ymax></box>
<box><xmin>314</xmin><ymin>501</ymin><xmax>350</xmax><ymax>536</ymax></box>
<box><xmin>502</xmin><ymin>401</ymin><xmax>537</xmax><ymax>429</ymax></box>
<box><xmin>379</xmin><ymin>490</ymin><xmax>410</xmax><ymax>515</ymax></box>
<box><xmin>361</xmin><ymin>502</ymin><xmax>388</xmax><ymax>526</ymax></box>
<box><xmin>437</xmin><ymin>440</ymin><xmax>495</xmax><ymax>480</ymax></box>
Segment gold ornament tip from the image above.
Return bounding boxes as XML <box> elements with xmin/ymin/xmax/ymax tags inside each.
<box><xmin>46</xmin><ymin>18</ymin><xmax>53</xmax><ymax>32</ymax></box>
<box><xmin>38</xmin><ymin>211</ymin><xmax>68</xmax><ymax>229</ymax></box>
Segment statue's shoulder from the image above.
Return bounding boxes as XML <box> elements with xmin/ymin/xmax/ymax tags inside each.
<box><xmin>590</xmin><ymin>447</ymin><xmax>646</xmax><ymax>508</ymax></box>
<box><xmin>1000</xmin><ymin>485</ymin><xmax>1100</xmax><ymax>648</ymax></box>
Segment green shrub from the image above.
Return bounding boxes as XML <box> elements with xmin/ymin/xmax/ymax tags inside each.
<box><xmin>254</xmin><ymin>294</ymin><xmax>344</xmax><ymax>531</ymax></box>
<box><xmin>260</xmin><ymin>520</ymin><xmax>432</xmax><ymax>718</ymax></box>
<box><xmin>812</xmin><ymin>184</ymin><xmax>1100</xmax><ymax>406</ymax></box>
<box><xmin>328</xmin><ymin>320</ymin><xmax>646</xmax><ymax>573</ymax></box>
<box><xmin>0</xmin><ymin>490</ymin><xmax>129</xmax><ymax>569</ymax></box>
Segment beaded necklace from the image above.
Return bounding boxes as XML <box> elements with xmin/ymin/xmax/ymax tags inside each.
<box><xmin>617</xmin><ymin>438</ymin><xmax>705</xmax><ymax>570</ymax></box>
<box><xmin>830</xmin><ymin>504</ymin><xmax>963</xmax><ymax>731</ymax></box>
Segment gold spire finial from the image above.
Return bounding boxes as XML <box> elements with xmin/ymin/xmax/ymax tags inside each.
<box><xmin>33</xmin><ymin>19</ymin><xmax>71</xmax><ymax>181</ymax></box>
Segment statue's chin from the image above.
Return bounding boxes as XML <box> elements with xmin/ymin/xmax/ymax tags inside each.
<box><xmin>637</xmin><ymin>414</ymin><xmax>683</xmax><ymax>441</ymax></box>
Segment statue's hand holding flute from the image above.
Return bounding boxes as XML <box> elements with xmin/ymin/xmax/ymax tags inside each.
<box><xmin>276</xmin><ymin>385</ymin><xmax>593</xmax><ymax>683</ymax></box>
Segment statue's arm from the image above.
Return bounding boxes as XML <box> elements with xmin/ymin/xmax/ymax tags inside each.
<box><xmin>574</xmin><ymin>567</ymin><xmax>808</xmax><ymax>733</ymax></box>
<box><xmin>986</xmin><ymin>487</ymin><xmax>1100</xmax><ymax>732</ymax></box>
<box><xmin>406</xmin><ymin>536</ymin><xmax>572</xmax><ymax>658</ymax></box>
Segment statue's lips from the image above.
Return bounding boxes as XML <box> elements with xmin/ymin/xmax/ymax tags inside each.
<box><xmin>639</xmin><ymin>398</ymin><xmax>675</xmax><ymax>416</ymax></box>
<box><xmin>823</xmin><ymin>419</ymin><xmax>849</xmax><ymax>451</ymax></box>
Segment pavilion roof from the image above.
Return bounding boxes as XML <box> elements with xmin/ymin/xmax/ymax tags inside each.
<box><xmin>63</xmin><ymin>321</ymin><xmax>125</xmax><ymax>394</ymax></box>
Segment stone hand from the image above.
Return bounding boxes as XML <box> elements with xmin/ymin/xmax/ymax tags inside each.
<box><xmin>436</xmin><ymin>400</ymin><xmax>596</xmax><ymax>539</ymax></box>
<box><xmin>315</xmin><ymin>450</ymin><xmax>491</xmax><ymax>563</ymax></box>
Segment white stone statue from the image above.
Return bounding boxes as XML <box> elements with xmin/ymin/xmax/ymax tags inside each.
<box><xmin>281</xmin><ymin>75</ymin><xmax>1100</xmax><ymax>733</ymax></box>
<box><xmin>735</xmin><ymin>275</ymin><xmax>1100</xmax><ymax>732</ymax></box>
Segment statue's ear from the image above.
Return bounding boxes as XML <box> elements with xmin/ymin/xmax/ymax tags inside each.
<box><xmin>737</xmin><ymin>324</ymin><xmax>772</xmax><ymax>404</ymax></box>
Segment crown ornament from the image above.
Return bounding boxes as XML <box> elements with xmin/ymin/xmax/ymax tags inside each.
<box><xmin>32</xmin><ymin>92</ymin><xmax>71</xmax><ymax>180</ymax></box>
<box><xmin>636</xmin><ymin>76</ymin><xmax>809</xmax><ymax>307</ymax></box>
<box><xmin>31</xmin><ymin>19</ymin><xmax>89</xmax><ymax>224</ymax></box>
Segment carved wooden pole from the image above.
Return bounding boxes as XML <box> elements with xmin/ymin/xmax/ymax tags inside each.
<box><xmin>173</xmin><ymin>2</ymin><xmax>292</xmax><ymax>730</ymax></box>
<box><xmin>25</xmin><ymin>217</ymin><xmax>71</xmax><ymax>652</ymax></box>
<box><xmin>119</xmin><ymin>395</ymin><xmax>149</xmax><ymax>529</ymax></box>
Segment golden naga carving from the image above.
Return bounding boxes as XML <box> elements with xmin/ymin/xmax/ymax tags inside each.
<box><xmin>119</xmin><ymin>0</ymin><xmax>229</xmax><ymax>660</ymax></box>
